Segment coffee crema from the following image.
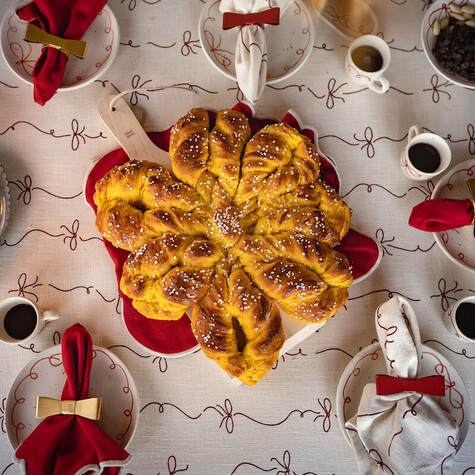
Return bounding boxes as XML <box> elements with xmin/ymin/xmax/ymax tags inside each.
<box><xmin>351</xmin><ymin>45</ymin><xmax>383</xmax><ymax>72</ymax></box>
<box><xmin>408</xmin><ymin>143</ymin><xmax>441</xmax><ymax>173</ymax></box>
<box><xmin>4</xmin><ymin>304</ymin><xmax>37</xmax><ymax>340</ymax></box>
<box><xmin>455</xmin><ymin>302</ymin><xmax>475</xmax><ymax>339</ymax></box>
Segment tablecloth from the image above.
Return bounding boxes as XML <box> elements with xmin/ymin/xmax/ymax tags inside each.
<box><xmin>0</xmin><ymin>0</ymin><xmax>474</xmax><ymax>473</ymax></box>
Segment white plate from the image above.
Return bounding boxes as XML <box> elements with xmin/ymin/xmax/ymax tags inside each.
<box><xmin>308</xmin><ymin>0</ymin><xmax>378</xmax><ymax>42</ymax></box>
<box><xmin>421</xmin><ymin>1</ymin><xmax>475</xmax><ymax>90</ymax></box>
<box><xmin>199</xmin><ymin>0</ymin><xmax>314</xmax><ymax>84</ymax></box>
<box><xmin>0</xmin><ymin>161</ymin><xmax>10</xmax><ymax>240</ymax></box>
<box><xmin>336</xmin><ymin>343</ymin><xmax>470</xmax><ymax>451</ymax></box>
<box><xmin>431</xmin><ymin>158</ymin><xmax>475</xmax><ymax>273</ymax></box>
<box><xmin>6</xmin><ymin>345</ymin><xmax>139</xmax><ymax>451</ymax></box>
<box><xmin>1</xmin><ymin>2</ymin><xmax>119</xmax><ymax>90</ymax></box>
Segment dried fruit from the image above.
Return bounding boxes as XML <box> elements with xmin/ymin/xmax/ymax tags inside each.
<box><xmin>433</xmin><ymin>15</ymin><xmax>475</xmax><ymax>81</ymax></box>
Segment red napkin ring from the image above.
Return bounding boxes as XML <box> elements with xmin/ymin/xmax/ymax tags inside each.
<box><xmin>222</xmin><ymin>7</ymin><xmax>280</xmax><ymax>30</ymax></box>
<box><xmin>376</xmin><ymin>374</ymin><xmax>446</xmax><ymax>396</ymax></box>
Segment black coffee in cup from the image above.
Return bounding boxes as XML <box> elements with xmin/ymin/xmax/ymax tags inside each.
<box><xmin>408</xmin><ymin>143</ymin><xmax>441</xmax><ymax>173</ymax></box>
<box><xmin>455</xmin><ymin>302</ymin><xmax>475</xmax><ymax>339</ymax></box>
<box><xmin>4</xmin><ymin>304</ymin><xmax>37</xmax><ymax>340</ymax></box>
<box><xmin>351</xmin><ymin>45</ymin><xmax>383</xmax><ymax>72</ymax></box>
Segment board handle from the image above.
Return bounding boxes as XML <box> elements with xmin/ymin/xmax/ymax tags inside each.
<box><xmin>98</xmin><ymin>86</ymin><xmax>196</xmax><ymax>168</ymax></box>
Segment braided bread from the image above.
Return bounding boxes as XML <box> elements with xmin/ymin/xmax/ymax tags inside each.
<box><xmin>94</xmin><ymin>160</ymin><xmax>206</xmax><ymax>251</ymax></box>
<box><xmin>121</xmin><ymin>234</ymin><xmax>225</xmax><ymax>320</ymax></box>
<box><xmin>192</xmin><ymin>268</ymin><xmax>285</xmax><ymax>386</ymax></box>
<box><xmin>230</xmin><ymin>232</ymin><xmax>352</xmax><ymax>323</ymax></box>
<box><xmin>93</xmin><ymin>107</ymin><xmax>352</xmax><ymax>385</ymax></box>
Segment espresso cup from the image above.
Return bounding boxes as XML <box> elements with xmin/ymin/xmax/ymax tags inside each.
<box><xmin>443</xmin><ymin>296</ymin><xmax>475</xmax><ymax>343</ymax></box>
<box><xmin>345</xmin><ymin>35</ymin><xmax>391</xmax><ymax>94</ymax></box>
<box><xmin>400</xmin><ymin>125</ymin><xmax>451</xmax><ymax>181</ymax></box>
<box><xmin>0</xmin><ymin>296</ymin><xmax>59</xmax><ymax>345</ymax></box>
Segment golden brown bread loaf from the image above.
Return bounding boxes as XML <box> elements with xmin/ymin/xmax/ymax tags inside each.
<box><xmin>192</xmin><ymin>268</ymin><xmax>285</xmax><ymax>386</ymax></box>
<box><xmin>93</xmin><ymin>107</ymin><xmax>353</xmax><ymax>385</ymax></box>
<box><xmin>120</xmin><ymin>234</ymin><xmax>225</xmax><ymax>320</ymax></box>
<box><xmin>230</xmin><ymin>232</ymin><xmax>352</xmax><ymax>323</ymax></box>
<box><xmin>94</xmin><ymin>160</ymin><xmax>207</xmax><ymax>251</ymax></box>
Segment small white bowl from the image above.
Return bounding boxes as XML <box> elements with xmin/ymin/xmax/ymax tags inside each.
<box><xmin>431</xmin><ymin>158</ymin><xmax>475</xmax><ymax>273</ymax></box>
<box><xmin>0</xmin><ymin>2</ymin><xmax>120</xmax><ymax>91</ymax></box>
<box><xmin>421</xmin><ymin>0</ymin><xmax>475</xmax><ymax>90</ymax></box>
<box><xmin>198</xmin><ymin>0</ymin><xmax>314</xmax><ymax>85</ymax></box>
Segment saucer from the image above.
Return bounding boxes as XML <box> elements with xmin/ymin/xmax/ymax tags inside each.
<box><xmin>336</xmin><ymin>342</ymin><xmax>470</xmax><ymax>451</ymax></box>
<box><xmin>431</xmin><ymin>158</ymin><xmax>475</xmax><ymax>273</ymax></box>
<box><xmin>0</xmin><ymin>2</ymin><xmax>120</xmax><ymax>90</ymax></box>
<box><xmin>199</xmin><ymin>0</ymin><xmax>314</xmax><ymax>84</ymax></box>
<box><xmin>6</xmin><ymin>345</ymin><xmax>139</xmax><ymax>450</ymax></box>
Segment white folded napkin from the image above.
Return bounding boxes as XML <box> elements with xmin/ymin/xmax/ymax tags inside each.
<box><xmin>345</xmin><ymin>296</ymin><xmax>459</xmax><ymax>475</ymax></box>
<box><xmin>220</xmin><ymin>0</ymin><xmax>292</xmax><ymax>103</ymax></box>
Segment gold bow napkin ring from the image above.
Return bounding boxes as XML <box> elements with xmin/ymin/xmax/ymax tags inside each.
<box><xmin>23</xmin><ymin>23</ymin><xmax>88</xmax><ymax>59</ymax></box>
<box><xmin>36</xmin><ymin>396</ymin><xmax>102</xmax><ymax>420</ymax></box>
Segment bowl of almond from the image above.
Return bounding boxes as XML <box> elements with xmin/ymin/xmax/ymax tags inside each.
<box><xmin>421</xmin><ymin>0</ymin><xmax>475</xmax><ymax>89</ymax></box>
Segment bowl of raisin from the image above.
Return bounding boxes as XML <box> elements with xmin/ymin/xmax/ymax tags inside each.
<box><xmin>422</xmin><ymin>1</ymin><xmax>475</xmax><ymax>89</ymax></box>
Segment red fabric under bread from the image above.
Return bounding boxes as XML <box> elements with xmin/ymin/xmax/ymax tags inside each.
<box><xmin>336</xmin><ymin>228</ymin><xmax>380</xmax><ymax>279</ymax></box>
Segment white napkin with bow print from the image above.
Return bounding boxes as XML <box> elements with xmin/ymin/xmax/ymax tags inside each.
<box><xmin>220</xmin><ymin>0</ymin><xmax>293</xmax><ymax>103</ymax></box>
<box><xmin>345</xmin><ymin>296</ymin><xmax>459</xmax><ymax>475</ymax></box>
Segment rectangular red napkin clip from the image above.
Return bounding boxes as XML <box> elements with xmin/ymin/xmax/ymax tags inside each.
<box><xmin>222</xmin><ymin>7</ymin><xmax>280</xmax><ymax>30</ymax></box>
<box><xmin>376</xmin><ymin>374</ymin><xmax>446</xmax><ymax>396</ymax></box>
<box><xmin>23</xmin><ymin>23</ymin><xmax>88</xmax><ymax>59</ymax></box>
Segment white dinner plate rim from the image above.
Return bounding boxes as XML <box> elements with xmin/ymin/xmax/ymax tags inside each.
<box><xmin>431</xmin><ymin>158</ymin><xmax>475</xmax><ymax>273</ymax></box>
<box><xmin>198</xmin><ymin>0</ymin><xmax>315</xmax><ymax>85</ymax></box>
<box><xmin>335</xmin><ymin>342</ymin><xmax>470</xmax><ymax>451</ymax></box>
<box><xmin>0</xmin><ymin>2</ymin><xmax>120</xmax><ymax>91</ymax></box>
<box><xmin>6</xmin><ymin>344</ymin><xmax>140</xmax><ymax>451</ymax></box>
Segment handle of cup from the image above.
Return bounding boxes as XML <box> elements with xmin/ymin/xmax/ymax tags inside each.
<box><xmin>42</xmin><ymin>310</ymin><xmax>60</xmax><ymax>322</ymax></box>
<box><xmin>408</xmin><ymin>125</ymin><xmax>424</xmax><ymax>142</ymax></box>
<box><xmin>368</xmin><ymin>75</ymin><xmax>389</xmax><ymax>94</ymax></box>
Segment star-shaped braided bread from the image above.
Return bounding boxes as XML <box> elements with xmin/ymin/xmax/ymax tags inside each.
<box><xmin>93</xmin><ymin>108</ymin><xmax>352</xmax><ymax>385</ymax></box>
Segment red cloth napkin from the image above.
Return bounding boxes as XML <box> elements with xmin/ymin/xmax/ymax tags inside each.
<box><xmin>17</xmin><ymin>0</ymin><xmax>107</xmax><ymax>105</ymax></box>
<box><xmin>84</xmin><ymin>103</ymin><xmax>381</xmax><ymax>354</ymax></box>
<box><xmin>15</xmin><ymin>323</ymin><xmax>130</xmax><ymax>475</ymax></box>
<box><xmin>336</xmin><ymin>228</ymin><xmax>381</xmax><ymax>280</ymax></box>
<box><xmin>409</xmin><ymin>199</ymin><xmax>474</xmax><ymax>232</ymax></box>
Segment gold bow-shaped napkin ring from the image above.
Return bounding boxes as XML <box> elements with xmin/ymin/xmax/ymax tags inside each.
<box><xmin>23</xmin><ymin>23</ymin><xmax>88</xmax><ymax>59</ymax></box>
<box><xmin>36</xmin><ymin>396</ymin><xmax>102</xmax><ymax>420</ymax></box>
